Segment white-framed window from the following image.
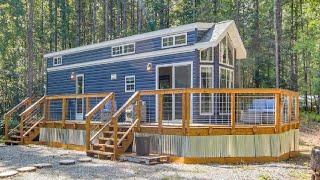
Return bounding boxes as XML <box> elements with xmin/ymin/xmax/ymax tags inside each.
<box><xmin>112</xmin><ymin>43</ymin><xmax>135</xmax><ymax>56</ymax></box>
<box><xmin>200</xmin><ymin>65</ymin><xmax>213</xmax><ymax>115</ymax></box>
<box><xmin>161</xmin><ymin>33</ymin><xmax>187</xmax><ymax>48</ymax></box>
<box><xmin>219</xmin><ymin>67</ymin><xmax>234</xmax><ymax>88</ymax></box>
<box><xmin>53</xmin><ymin>56</ymin><xmax>62</xmax><ymax>66</ymax></box>
<box><xmin>125</xmin><ymin>75</ymin><xmax>135</xmax><ymax>92</ymax></box>
<box><xmin>219</xmin><ymin>35</ymin><xmax>234</xmax><ymax>67</ymax></box>
<box><xmin>200</xmin><ymin>47</ymin><xmax>213</xmax><ymax>62</ymax></box>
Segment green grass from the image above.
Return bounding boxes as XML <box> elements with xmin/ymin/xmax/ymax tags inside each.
<box><xmin>300</xmin><ymin>111</ymin><xmax>320</xmax><ymax>122</ymax></box>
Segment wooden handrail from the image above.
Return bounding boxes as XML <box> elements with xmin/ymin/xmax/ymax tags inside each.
<box><xmin>85</xmin><ymin>93</ymin><xmax>113</xmax><ymax>118</ymax></box>
<box><xmin>112</xmin><ymin>91</ymin><xmax>140</xmax><ymax>119</ymax></box>
<box><xmin>46</xmin><ymin>93</ymin><xmax>110</xmax><ymax>100</ymax></box>
<box><xmin>85</xmin><ymin>93</ymin><xmax>115</xmax><ymax>151</ymax></box>
<box><xmin>20</xmin><ymin>96</ymin><xmax>46</xmax><ymax>117</ymax></box>
<box><xmin>23</xmin><ymin>117</ymin><xmax>45</xmax><ymax>137</ymax></box>
<box><xmin>117</xmin><ymin>118</ymin><xmax>139</xmax><ymax>146</ymax></box>
<box><xmin>140</xmin><ymin>88</ymin><xmax>299</xmax><ymax>96</ymax></box>
<box><xmin>90</xmin><ymin>120</ymin><xmax>112</xmax><ymax>142</ymax></box>
<box><xmin>4</xmin><ymin>98</ymin><xmax>31</xmax><ymax>118</ymax></box>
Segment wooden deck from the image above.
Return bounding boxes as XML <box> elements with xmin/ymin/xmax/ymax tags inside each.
<box><xmin>3</xmin><ymin>88</ymin><xmax>300</xmax><ymax>163</ymax></box>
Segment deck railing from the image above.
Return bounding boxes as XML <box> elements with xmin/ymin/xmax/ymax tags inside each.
<box><xmin>3</xmin><ymin>98</ymin><xmax>32</xmax><ymax>139</ymax></box>
<box><xmin>137</xmin><ymin>88</ymin><xmax>299</xmax><ymax>133</ymax></box>
<box><xmin>85</xmin><ymin>92</ymin><xmax>115</xmax><ymax>150</ymax></box>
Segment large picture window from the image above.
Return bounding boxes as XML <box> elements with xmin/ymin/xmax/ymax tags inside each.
<box><xmin>200</xmin><ymin>65</ymin><xmax>213</xmax><ymax>115</ymax></box>
<box><xmin>219</xmin><ymin>35</ymin><xmax>234</xmax><ymax>66</ymax></box>
<box><xmin>219</xmin><ymin>67</ymin><xmax>234</xmax><ymax>88</ymax></box>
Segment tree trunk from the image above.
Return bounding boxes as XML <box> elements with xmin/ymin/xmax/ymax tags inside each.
<box><xmin>274</xmin><ymin>0</ymin><xmax>282</xmax><ymax>88</ymax></box>
<box><xmin>137</xmin><ymin>0</ymin><xmax>143</xmax><ymax>33</ymax></box>
<box><xmin>27</xmin><ymin>0</ymin><xmax>34</xmax><ymax>98</ymax></box>
<box><xmin>122</xmin><ymin>0</ymin><xmax>127</xmax><ymax>35</ymax></box>
<box><xmin>92</xmin><ymin>0</ymin><xmax>97</xmax><ymax>43</ymax></box>
<box><xmin>76</xmin><ymin>0</ymin><xmax>81</xmax><ymax>46</ymax></box>
<box><xmin>104</xmin><ymin>0</ymin><xmax>109</xmax><ymax>40</ymax></box>
<box><xmin>116</xmin><ymin>0</ymin><xmax>121</xmax><ymax>37</ymax></box>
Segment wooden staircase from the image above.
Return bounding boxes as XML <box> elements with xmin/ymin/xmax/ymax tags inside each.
<box><xmin>87</xmin><ymin>124</ymin><xmax>134</xmax><ymax>159</ymax></box>
<box><xmin>85</xmin><ymin>92</ymin><xmax>141</xmax><ymax>160</ymax></box>
<box><xmin>4</xmin><ymin>96</ymin><xmax>46</xmax><ymax>145</ymax></box>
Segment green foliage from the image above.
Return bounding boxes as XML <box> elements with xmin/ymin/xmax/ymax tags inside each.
<box><xmin>0</xmin><ymin>0</ymin><xmax>319</xmax><ymax>118</ymax></box>
<box><xmin>300</xmin><ymin>111</ymin><xmax>320</xmax><ymax>123</ymax></box>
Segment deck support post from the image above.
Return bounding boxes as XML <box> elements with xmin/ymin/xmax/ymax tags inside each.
<box><xmin>85</xmin><ymin>114</ymin><xmax>91</xmax><ymax>151</ymax></box>
<box><xmin>288</xmin><ymin>96</ymin><xmax>292</xmax><ymax>123</ymax></box>
<box><xmin>113</xmin><ymin>117</ymin><xmax>118</xmax><ymax>160</ymax></box>
<box><xmin>4</xmin><ymin>114</ymin><xmax>9</xmax><ymax>140</ymax></box>
<box><xmin>231</xmin><ymin>93</ymin><xmax>236</xmax><ymax>133</ymax></box>
<box><xmin>136</xmin><ymin>93</ymin><xmax>141</xmax><ymax>131</ymax></box>
<box><xmin>183</xmin><ymin>92</ymin><xmax>190</xmax><ymax>135</ymax></box>
<box><xmin>19</xmin><ymin>115</ymin><xmax>25</xmax><ymax>144</ymax></box>
<box><xmin>158</xmin><ymin>94</ymin><xmax>163</xmax><ymax>134</ymax></box>
<box><xmin>62</xmin><ymin>98</ymin><xmax>66</xmax><ymax>127</ymax></box>
<box><xmin>295</xmin><ymin>95</ymin><xmax>299</xmax><ymax>122</ymax></box>
<box><xmin>275</xmin><ymin>93</ymin><xmax>281</xmax><ymax>133</ymax></box>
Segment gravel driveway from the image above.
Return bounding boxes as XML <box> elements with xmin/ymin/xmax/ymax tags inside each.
<box><xmin>0</xmin><ymin>145</ymin><xmax>311</xmax><ymax>180</ymax></box>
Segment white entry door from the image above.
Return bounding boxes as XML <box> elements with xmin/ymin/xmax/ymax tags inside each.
<box><xmin>75</xmin><ymin>74</ymin><xmax>84</xmax><ymax>120</ymax></box>
<box><xmin>156</xmin><ymin>62</ymin><xmax>192</xmax><ymax>124</ymax></box>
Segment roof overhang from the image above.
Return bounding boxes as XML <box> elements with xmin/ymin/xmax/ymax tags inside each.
<box><xmin>196</xmin><ymin>20</ymin><xmax>247</xmax><ymax>59</ymax></box>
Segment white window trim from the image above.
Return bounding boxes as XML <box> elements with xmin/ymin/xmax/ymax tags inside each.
<box><xmin>161</xmin><ymin>33</ymin><xmax>188</xmax><ymax>49</ymax></box>
<box><xmin>219</xmin><ymin>66</ymin><xmax>234</xmax><ymax>88</ymax></box>
<box><xmin>219</xmin><ymin>35</ymin><xmax>235</xmax><ymax>68</ymax></box>
<box><xmin>53</xmin><ymin>56</ymin><xmax>62</xmax><ymax>66</ymax></box>
<box><xmin>125</xmin><ymin>75</ymin><xmax>136</xmax><ymax>92</ymax></box>
<box><xmin>111</xmin><ymin>43</ymin><xmax>135</xmax><ymax>57</ymax></box>
<box><xmin>199</xmin><ymin>47</ymin><xmax>213</xmax><ymax>63</ymax></box>
<box><xmin>199</xmin><ymin>65</ymin><xmax>214</xmax><ymax>115</ymax></box>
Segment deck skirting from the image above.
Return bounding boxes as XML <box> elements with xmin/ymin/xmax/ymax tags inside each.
<box><xmin>39</xmin><ymin>128</ymin><xmax>87</xmax><ymax>146</ymax></box>
<box><xmin>133</xmin><ymin>129</ymin><xmax>299</xmax><ymax>161</ymax></box>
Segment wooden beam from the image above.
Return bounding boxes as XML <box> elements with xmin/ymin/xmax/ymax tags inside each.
<box><xmin>158</xmin><ymin>94</ymin><xmax>163</xmax><ymax>134</ymax></box>
<box><xmin>62</xmin><ymin>98</ymin><xmax>66</xmax><ymax>127</ymax></box>
<box><xmin>45</xmin><ymin>93</ymin><xmax>110</xmax><ymax>100</ymax></box>
<box><xmin>136</xmin><ymin>94</ymin><xmax>141</xmax><ymax>130</ymax></box>
<box><xmin>275</xmin><ymin>93</ymin><xmax>281</xmax><ymax>133</ymax></box>
<box><xmin>231</xmin><ymin>93</ymin><xmax>236</xmax><ymax>133</ymax></box>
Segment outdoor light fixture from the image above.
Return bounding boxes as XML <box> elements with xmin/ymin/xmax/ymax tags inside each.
<box><xmin>147</xmin><ymin>63</ymin><xmax>152</xmax><ymax>72</ymax></box>
<box><xmin>70</xmin><ymin>72</ymin><xmax>76</xmax><ymax>80</ymax></box>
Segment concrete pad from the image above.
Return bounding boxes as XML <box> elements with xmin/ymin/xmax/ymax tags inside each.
<box><xmin>78</xmin><ymin>157</ymin><xmax>92</xmax><ymax>162</ymax></box>
<box><xmin>59</xmin><ymin>159</ymin><xmax>76</xmax><ymax>165</ymax></box>
<box><xmin>34</xmin><ymin>163</ymin><xmax>53</xmax><ymax>169</ymax></box>
<box><xmin>0</xmin><ymin>170</ymin><xmax>18</xmax><ymax>178</ymax></box>
<box><xmin>17</xmin><ymin>166</ymin><xmax>37</xmax><ymax>172</ymax></box>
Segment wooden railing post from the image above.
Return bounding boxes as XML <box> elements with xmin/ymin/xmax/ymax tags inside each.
<box><xmin>184</xmin><ymin>92</ymin><xmax>190</xmax><ymax>134</ymax></box>
<box><xmin>158</xmin><ymin>94</ymin><xmax>163</xmax><ymax>134</ymax></box>
<box><xmin>113</xmin><ymin>117</ymin><xmax>118</xmax><ymax>160</ymax></box>
<box><xmin>85</xmin><ymin>114</ymin><xmax>92</xmax><ymax>151</ymax></box>
<box><xmin>136</xmin><ymin>93</ymin><xmax>141</xmax><ymax>131</ymax></box>
<box><xmin>4</xmin><ymin>114</ymin><xmax>9</xmax><ymax>140</ymax></box>
<box><xmin>231</xmin><ymin>93</ymin><xmax>236</xmax><ymax>133</ymax></box>
<box><xmin>19</xmin><ymin>115</ymin><xmax>25</xmax><ymax>143</ymax></box>
<box><xmin>62</xmin><ymin>98</ymin><xmax>66</xmax><ymax>127</ymax></box>
<box><xmin>295</xmin><ymin>95</ymin><xmax>299</xmax><ymax>122</ymax></box>
<box><xmin>288</xmin><ymin>96</ymin><xmax>292</xmax><ymax>123</ymax></box>
<box><xmin>275</xmin><ymin>93</ymin><xmax>281</xmax><ymax>133</ymax></box>
<box><xmin>47</xmin><ymin>99</ymin><xmax>51</xmax><ymax>121</ymax></box>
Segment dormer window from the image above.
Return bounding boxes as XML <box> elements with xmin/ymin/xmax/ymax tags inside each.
<box><xmin>53</xmin><ymin>56</ymin><xmax>62</xmax><ymax>66</ymax></box>
<box><xmin>161</xmin><ymin>33</ymin><xmax>187</xmax><ymax>48</ymax></box>
<box><xmin>112</xmin><ymin>43</ymin><xmax>135</xmax><ymax>57</ymax></box>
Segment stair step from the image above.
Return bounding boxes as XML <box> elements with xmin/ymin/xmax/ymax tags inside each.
<box><xmin>103</xmin><ymin>131</ymin><xmax>126</xmax><ymax>135</ymax></box>
<box><xmin>93</xmin><ymin>144</ymin><xmax>115</xmax><ymax>148</ymax></box>
<box><xmin>5</xmin><ymin>140</ymin><xmax>21</xmax><ymax>145</ymax></box>
<box><xmin>98</xmin><ymin>137</ymin><xmax>114</xmax><ymax>141</ymax></box>
<box><xmin>87</xmin><ymin>150</ymin><xmax>113</xmax><ymax>156</ymax></box>
<box><xmin>10</xmin><ymin>135</ymin><xmax>21</xmax><ymax>139</ymax></box>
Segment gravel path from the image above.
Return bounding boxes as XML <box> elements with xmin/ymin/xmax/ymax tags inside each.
<box><xmin>0</xmin><ymin>145</ymin><xmax>311</xmax><ymax>180</ymax></box>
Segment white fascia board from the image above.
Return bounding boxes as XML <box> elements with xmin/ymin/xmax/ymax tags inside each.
<box><xmin>47</xmin><ymin>44</ymin><xmax>199</xmax><ymax>72</ymax></box>
<box><xmin>44</xmin><ymin>22</ymin><xmax>213</xmax><ymax>58</ymax></box>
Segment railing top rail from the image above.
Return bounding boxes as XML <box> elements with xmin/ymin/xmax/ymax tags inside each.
<box><xmin>85</xmin><ymin>92</ymin><xmax>113</xmax><ymax>118</ymax></box>
<box><xmin>20</xmin><ymin>96</ymin><xmax>46</xmax><ymax>117</ymax></box>
<box><xmin>45</xmin><ymin>93</ymin><xmax>110</xmax><ymax>100</ymax></box>
<box><xmin>112</xmin><ymin>91</ymin><xmax>140</xmax><ymax>119</ymax></box>
<box><xmin>140</xmin><ymin>88</ymin><xmax>299</xmax><ymax>96</ymax></box>
<box><xmin>4</xmin><ymin>97</ymin><xmax>31</xmax><ymax>118</ymax></box>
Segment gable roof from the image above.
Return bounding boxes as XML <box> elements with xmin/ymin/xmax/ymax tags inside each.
<box><xmin>197</xmin><ymin>20</ymin><xmax>247</xmax><ymax>59</ymax></box>
<box><xmin>44</xmin><ymin>20</ymin><xmax>246</xmax><ymax>60</ymax></box>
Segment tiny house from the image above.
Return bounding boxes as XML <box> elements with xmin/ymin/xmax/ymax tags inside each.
<box><xmin>4</xmin><ymin>20</ymin><xmax>300</xmax><ymax>164</ymax></box>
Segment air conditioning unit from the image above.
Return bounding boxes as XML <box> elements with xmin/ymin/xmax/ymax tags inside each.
<box><xmin>125</xmin><ymin>101</ymin><xmax>146</xmax><ymax>123</ymax></box>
